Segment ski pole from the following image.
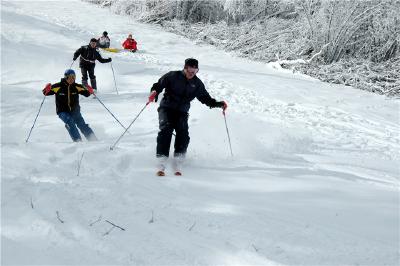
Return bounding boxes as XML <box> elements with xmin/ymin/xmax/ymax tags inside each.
<box><xmin>26</xmin><ymin>95</ymin><xmax>46</xmax><ymax>143</ymax></box>
<box><xmin>110</xmin><ymin>62</ymin><xmax>119</xmax><ymax>95</ymax></box>
<box><xmin>222</xmin><ymin>109</ymin><xmax>233</xmax><ymax>157</ymax></box>
<box><xmin>93</xmin><ymin>93</ymin><xmax>131</xmax><ymax>134</ymax></box>
<box><xmin>69</xmin><ymin>60</ymin><xmax>74</xmax><ymax>69</ymax></box>
<box><xmin>110</xmin><ymin>101</ymin><xmax>150</xmax><ymax>150</ymax></box>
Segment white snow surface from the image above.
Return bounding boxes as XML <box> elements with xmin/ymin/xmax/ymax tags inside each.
<box><xmin>1</xmin><ymin>1</ymin><xmax>399</xmax><ymax>265</ymax></box>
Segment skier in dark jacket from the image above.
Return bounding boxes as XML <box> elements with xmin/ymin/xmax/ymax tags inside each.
<box><xmin>73</xmin><ymin>38</ymin><xmax>112</xmax><ymax>92</ymax></box>
<box><xmin>42</xmin><ymin>69</ymin><xmax>97</xmax><ymax>142</ymax></box>
<box><xmin>148</xmin><ymin>58</ymin><xmax>227</xmax><ymax>175</ymax></box>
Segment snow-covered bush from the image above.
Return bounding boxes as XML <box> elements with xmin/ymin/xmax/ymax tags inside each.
<box><xmin>85</xmin><ymin>0</ymin><xmax>400</xmax><ymax>96</ymax></box>
<box><xmin>300</xmin><ymin>0</ymin><xmax>400</xmax><ymax>63</ymax></box>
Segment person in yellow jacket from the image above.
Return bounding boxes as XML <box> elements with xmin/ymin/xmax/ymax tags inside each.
<box><xmin>42</xmin><ymin>69</ymin><xmax>97</xmax><ymax>142</ymax></box>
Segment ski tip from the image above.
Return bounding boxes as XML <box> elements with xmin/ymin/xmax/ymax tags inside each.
<box><xmin>174</xmin><ymin>171</ymin><xmax>182</xmax><ymax>176</ymax></box>
<box><xmin>156</xmin><ymin>170</ymin><xmax>165</xmax><ymax>176</ymax></box>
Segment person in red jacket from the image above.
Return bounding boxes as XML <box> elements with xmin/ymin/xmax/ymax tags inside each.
<box><xmin>122</xmin><ymin>34</ymin><xmax>137</xmax><ymax>52</ymax></box>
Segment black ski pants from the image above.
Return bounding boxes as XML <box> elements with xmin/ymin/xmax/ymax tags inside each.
<box><xmin>157</xmin><ymin>107</ymin><xmax>190</xmax><ymax>157</ymax></box>
<box><xmin>80</xmin><ymin>64</ymin><xmax>97</xmax><ymax>90</ymax></box>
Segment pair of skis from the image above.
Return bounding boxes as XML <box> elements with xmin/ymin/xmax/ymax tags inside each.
<box><xmin>156</xmin><ymin>156</ymin><xmax>183</xmax><ymax>176</ymax></box>
<box><xmin>156</xmin><ymin>170</ymin><xmax>181</xmax><ymax>177</ymax></box>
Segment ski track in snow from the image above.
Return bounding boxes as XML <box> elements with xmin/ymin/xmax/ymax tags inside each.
<box><xmin>202</xmin><ymin>74</ymin><xmax>399</xmax><ymax>160</ymax></box>
<box><xmin>2</xmin><ymin>1</ymin><xmax>399</xmax><ymax>265</ymax></box>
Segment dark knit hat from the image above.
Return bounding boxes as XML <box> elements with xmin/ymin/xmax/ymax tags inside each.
<box><xmin>90</xmin><ymin>38</ymin><xmax>97</xmax><ymax>43</ymax></box>
<box><xmin>184</xmin><ymin>58</ymin><xmax>199</xmax><ymax>68</ymax></box>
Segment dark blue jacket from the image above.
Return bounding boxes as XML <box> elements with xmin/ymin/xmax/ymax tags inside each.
<box><xmin>151</xmin><ymin>71</ymin><xmax>220</xmax><ymax>113</ymax></box>
<box><xmin>73</xmin><ymin>45</ymin><xmax>111</xmax><ymax>68</ymax></box>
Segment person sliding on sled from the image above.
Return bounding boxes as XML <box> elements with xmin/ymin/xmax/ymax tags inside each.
<box><xmin>97</xmin><ymin>31</ymin><xmax>110</xmax><ymax>48</ymax></box>
<box><xmin>148</xmin><ymin>58</ymin><xmax>227</xmax><ymax>176</ymax></box>
<box><xmin>122</xmin><ymin>33</ymin><xmax>137</xmax><ymax>52</ymax></box>
<box><xmin>73</xmin><ymin>38</ymin><xmax>112</xmax><ymax>93</ymax></box>
<box><xmin>42</xmin><ymin>69</ymin><xmax>97</xmax><ymax>142</ymax></box>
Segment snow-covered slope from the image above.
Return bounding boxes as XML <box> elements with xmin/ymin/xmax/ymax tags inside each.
<box><xmin>1</xmin><ymin>1</ymin><xmax>399</xmax><ymax>265</ymax></box>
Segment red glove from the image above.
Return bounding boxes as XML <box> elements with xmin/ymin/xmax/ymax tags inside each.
<box><xmin>148</xmin><ymin>91</ymin><xmax>157</xmax><ymax>103</ymax></box>
<box><xmin>86</xmin><ymin>84</ymin><xmax>94</xmax><ymax>94</ymax></box>
<box><xmin>222</xmin><ymin>101</ymin><xmax>228</xmax><ymax>111</ymax></box>
<box><xmin>43</xmin><ymin>83</ymin><xmax>52</xmax><ymax>95</ymax></box>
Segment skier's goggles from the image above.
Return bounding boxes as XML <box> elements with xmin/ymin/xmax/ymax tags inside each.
<box><xmin>65</xmin><ymin>74</ymin><xmax>76</xmax><ymax>79</ymax></box>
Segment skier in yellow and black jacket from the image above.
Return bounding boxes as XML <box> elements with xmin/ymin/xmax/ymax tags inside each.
<box><xmin>42</xmin><ymin>69</ymin><xmax>97</xmax><ymax>142</ymax></box>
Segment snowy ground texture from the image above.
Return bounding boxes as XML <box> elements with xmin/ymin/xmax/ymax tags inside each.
<box><xmin>1</xmin><ymin>1</ymin><xmax>399</xmax><ymax>265</ymax></box>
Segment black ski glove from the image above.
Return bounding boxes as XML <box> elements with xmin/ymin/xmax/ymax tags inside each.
<box><xmin>211</xmin><ymin>101</ymin><xmax>224</xmax><ymax>108</ymax></box>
